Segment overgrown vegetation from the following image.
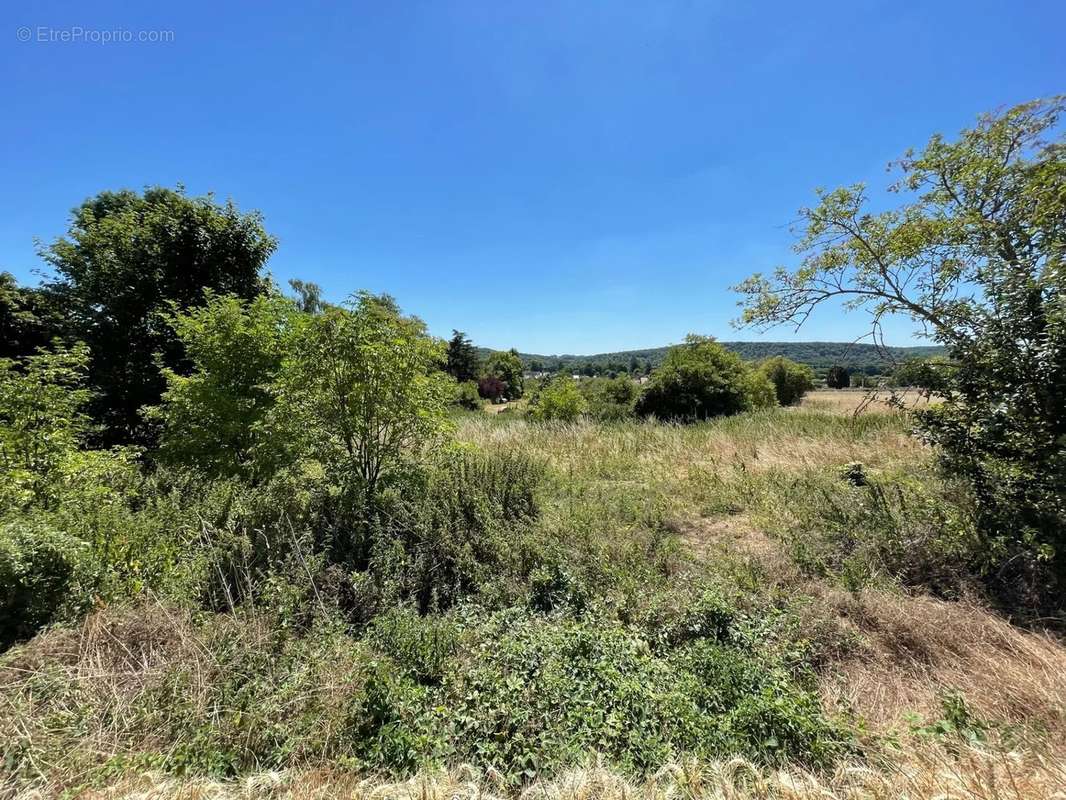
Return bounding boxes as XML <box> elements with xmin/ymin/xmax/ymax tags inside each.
<box><xmin>735</xmin><ymin>95</ymin><xmax>1066</xmax><ymax>608</ymax></box>
<box><xmin>2</xmin><ymin>99</ymin><xmax>1065</xmax><ymax>797</ymax></box>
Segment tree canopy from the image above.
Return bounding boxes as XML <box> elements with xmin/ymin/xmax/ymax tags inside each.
<box><xmin>482</xmin><ymin>348</ymin><xmax>524</xmax><ymax>399</ymax></box>
<box><xmin>446</xmin><ymin>330</ymin><xmax>481</xmax><ymax>383</ymax></box>
<box><xmin>41</xmin><ymin>186</ymin><xmax>277</xmax><ymax>444</ymax></box>
<box><xmin>735</xmin><ymin>97</ymin><xmax>1066</xmax><ymax>593</ymax></box>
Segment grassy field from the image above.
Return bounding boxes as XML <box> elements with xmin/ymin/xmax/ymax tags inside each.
<box><xmin>3</xmin><ymin>391</ymin><xmax>1064</xmax><ymax>799</ymax></box>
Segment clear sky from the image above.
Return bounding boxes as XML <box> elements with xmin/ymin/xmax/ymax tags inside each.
<box><xmin>2</xmin><ymin>1</ymin><xmax>1063</xmax><ymax>354</ymax></box>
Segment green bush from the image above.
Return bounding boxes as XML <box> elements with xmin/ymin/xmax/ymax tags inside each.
<box><xmin>670</xmin><ymin>638</ymin><xmax>848</xmax><ymax>766</ymax></box>
<box><xmin>768</xmin><ymin>467</ymin><xmax>981</xmax><ymax>597</ymax></box>
<box><xmin>826</xmin><ymin>365</ymin><xmax>850</xmax><ymax>389</ymax></box>
<box><xmin>531</xmin><ymin>376</ymin><xmax>588</xmax><ymax>422</ymax></box>
<box><xmin>152</xmin><ymin>291</ymin><xmax>295</xmax><ymax>479</ymax></box>
<box><xmin>0</xmin><ymin>520</ymin><xmax>84</xmax><ymax>647</ymax></box>
<box><xmin>635</xmin><ymin>336</ymin><xmax>775</xmax><ymax>421</ymax></box>
<box><xmin>579</xmin><ymin>376</ymin><xmax>639</xmax><ymax>421</ymax></box>
<box><xmin>354</xmin><ymin>449</ymin><xmax>545</xmax><ymax>613</ymax></box>
<box><xmin>436</xmin><ymin>613</ymin><xmax>701</xmax><ymax>778</ymax></box>
<box><xmin>366</xmin><ymin>607</ymin><xmax>460</xmax><ymax>685</ymax></box>
<box><xmin>454</xmin><ymin>380</ymin><xmax>484</xmax><ymax>410</ymax></box>
<box><xmin>0</xmin><ymin>343</ymin><xmax>92</xmax><ymax>510</ymax></box>
<box><xmin>758</xmin><ymin>356</ymin><xmax>815</xmax><ymax>406</ymax></box>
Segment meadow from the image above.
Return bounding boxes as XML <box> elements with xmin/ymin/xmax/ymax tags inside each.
<box><xmin>4</xmin><ymin>390</ymin><xmax>1064</xmax><ymax>799</ymax></box>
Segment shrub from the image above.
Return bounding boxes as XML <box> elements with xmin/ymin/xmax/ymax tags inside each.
<box><xmin>151</xmin><ymin>291</ymin><xmax>295</xmax><ymax>478</ymax></box>
<box><xmin>635</xmin><ymin>336</ymin><xmax>773</xmax><ymax>421</ymax></box>
<box><xmin>670</xmin><ymin>638</ymin><xmax>849</xmax><ymax>766</ymax></box>
<box><xmin>528</xmin><ymin>563</ymin><xmax>589</xmax><ymax>614</ymax></box>
<box><xmin>436</xmin><ymin>614</ymin><xmax>704</xmax><ymax>778</ymax></box>
<box><xmin>273</xmin><ymin>293</ymin><xmax>454</xmax><ymax>499</ymax></box>
<box><xmin>892</xmin><ymin>356</ymin><xmax>953</xmax><ymax>391</ymax></box>
<box><xmin>758</xmin><ymin>356</ymin><xmax>815</xmax><ymax>406</ymax></box>
<box><xmin>455</xmin><ymin>380</ymin><xmax>483</xmax><ymax>410</ymax></box>
<box><xmin>531</xmin><ymin>376</ymin><xmax>588</xmax><ymax>422</ymax></box>
<box><xmin>478</xmin><ymin>375</ymin><xmax>508</xmax><ymax>402</ymax></box>
<box><xmin>0</xmin><ymin>520</ymin><xmax>84</xmax><ymax>648</ymax></box>
<box><xmin>366</xmin><ymin>607</ymin><xmax>460</xmax><ymax>685</ymax></box>
<box><xmin>356</xmin><ymin>449</ymin><xmax>545</xmax><ymax>613</ymax></box>
<box><xmin>0</xmin><ymin>343</ymin><xmax>92</xmax><ymax>509</ymax></box>
<box><xmin>430</xmin><ymin>612</ymin><xmax>849</xmax><ymax>780</ymax></box>
<box><xmin>579</xmin><ymin>376</ymin><xmax>639</xmax><ymax>421</ymax></box>
<box><xmin>741</xmin><ymin>368</ymin><xmax>778</xmax><ymax>410</ymax></box>
<box><xmin>826</xmin><ymin>365</ymin><xmax>850</xmax><ymax>389</ymax></box>
<box><xmin>770</xmin><ymin>468</ymin><xmax>981</xmax><ymax>597</ymax></box>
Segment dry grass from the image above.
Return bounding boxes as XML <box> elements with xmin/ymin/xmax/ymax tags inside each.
<box><xmin>817</xmin><ymin>590</ymin><xmax>1066</xmax><ymax>733</ymax></box>
<box><xmin>482</xmin><ymin>398</ymin><xmax>530</xmax><ymax>415</ymax></box>
<box><xmin>456</xmin><ymin>410</ymin><xmax>922</xmax><ymax>495</ymax></box>
<box><xmin>16</xmin><ymin>746</ymin><xmax>1066</xmax><ymax>800</ymax></box>
<box><xmin>674</xmin><ymin>515</ymin><xmax>1066</xmax><ymax>738</ymax></box>
<box><xmin>798</xmin><ymin>389</ymin><xmax>938</xmax><ymax>415</ymax></box>
<box><xmin>458</xmin><ymin>395</ymin><xmax>1066</xmax><ymax>738</ymax></box>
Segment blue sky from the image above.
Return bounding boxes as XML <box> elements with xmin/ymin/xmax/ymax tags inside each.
<box><xmin>2</xmin><ymin>1</ymin><xmax>1063</xmax><ymax>354</ymax></box>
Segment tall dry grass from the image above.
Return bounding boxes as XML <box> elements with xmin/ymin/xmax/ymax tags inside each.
<box><xmin>816</xmin><ymin>590</ymin><xmax>1066</xmax><ymax>732</ymax></box>
<box><xmin>18</xmin><ymin>746</ymin><xmax>1066</xmax><ymax>800</ymax></box>
<box><xmin>456</xmin><ymin>409</ymin><xmax>921</xmax><ymax>498</ymax></box>
<box><xmin>798</xmin><ymin>389</ymin><xmax>938</xmax><ymax>416</ymax></box>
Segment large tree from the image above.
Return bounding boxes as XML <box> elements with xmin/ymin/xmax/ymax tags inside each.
<box><xmin>42</xmin><ymin>186</ymin><xmax>277</xmax><ymax>444</ymax></box>
<box><xmin>445</xmin><ymin>330</ymin><xmax>481</xmax><ymax>382</ymax></box>
<box><xmin>734</xmin><ymin>97</ymin><xmax>1066</xmax><ymax>595</ymax></box>
<box><xmin>483</xmin><ymin>348</ymin><xmax>525</xmax><ymax>399</ymax></box>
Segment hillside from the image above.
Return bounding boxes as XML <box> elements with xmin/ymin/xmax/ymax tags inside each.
<box><xmin>479</xmin><ymin>341</ymin><xmax>945</xmax><ymax>375</ymax></box>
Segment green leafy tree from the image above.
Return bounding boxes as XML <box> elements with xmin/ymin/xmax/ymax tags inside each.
<box><xmin>0</xmin><ymin>273</ymin><xmax>64</xmax><ymax>360</ymax></box>
<box><xmin>0</xmin><ymin>343</ymin><xmax>92</xmax><ymax>508</ymax></box>
<box><xmin>274</xmin><ymin>292</ymin><xmax>453</xmax><ymax>498</ymax></box>
<box><xmin>825</xmin><ymin>365</ymin><xmax>850</xmax><ymax>389</ymax></box>
<box><xmin>151</xmin><ymin>290</ymin><xmax>296</xmax><ymax>478</ymax></box>
<box><xmin>734</xmin><ymin>97</ymin><xmax>1066</xmax><ymax>597</ymax></box>
<box><xmin>41</xmin><ymin>186</ymin><xmax>277</xmax><ymax>444</ymax></box>
<box><xmin>483</xmin><ymin>348</ymin><xmax>524</xmax><ymax>399</ymax></box>
<box><xmin>531</xmin><ymin>376</ymin><xmax>588</xmax><ymax>422</ymax></box>
<box><xmin>758</xmin><ymin>356</ymin><xmax>815</xmax><ymax>406</ymax></box>
<box><xmin>635</xmin><ymin>336</ymin><xmax>774</xmax><ymax>421</ymax></box>
<box><xmin>288</xmin><ymin>278</ymin><xmax>328</xmax><ymax>314</ymax></box>
<box><xmin>446</xmin><ymin>330</ymin><xmax>481</xmax><ymax>382</ymax></box>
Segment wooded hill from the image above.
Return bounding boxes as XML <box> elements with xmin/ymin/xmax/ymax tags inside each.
<box><xmin>480</xmin><ymin>341</ymin><xmax>945</xmax><ymax>375</ymax></box>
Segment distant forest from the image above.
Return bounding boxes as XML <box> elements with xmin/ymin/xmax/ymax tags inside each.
<box><xmin>481</xmin><ymin>341</ymin><xmax>945</xmax><ymax>377</ymax></box>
